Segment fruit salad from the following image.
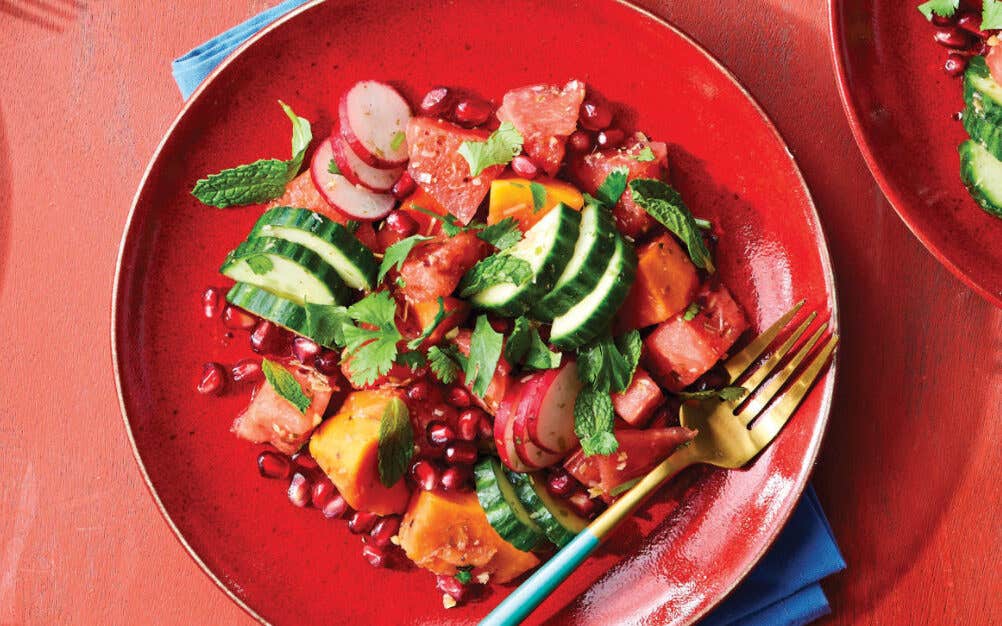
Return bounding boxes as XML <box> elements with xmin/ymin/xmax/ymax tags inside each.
<box><xmin>193</xmin><ymin>79</ymin><xmax>749</xmax><ymax>608</ymax></box>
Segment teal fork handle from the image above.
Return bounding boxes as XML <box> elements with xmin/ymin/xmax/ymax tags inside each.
<box><xmin>479</xmin><ymin>529</ymin><xmax>601</xmax><ymax>626</ymax></box>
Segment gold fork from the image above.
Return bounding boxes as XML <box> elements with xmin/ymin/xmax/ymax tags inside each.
<box><xmin>480</xmin><ymin>300</ymin><xmax>838</xmax><ymax>626</ymax></box>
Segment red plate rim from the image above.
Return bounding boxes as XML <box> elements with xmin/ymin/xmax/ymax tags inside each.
<box><xmin>111</xmin><ymin>1</ymin><xmax>840</xmax><ymax>623</ymax></box>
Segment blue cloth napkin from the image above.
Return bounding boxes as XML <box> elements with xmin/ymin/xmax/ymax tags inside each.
<box><xmin>170</xmin><ymin>6</ymin><xmax>847</xmax><ymax>624</ymax></box>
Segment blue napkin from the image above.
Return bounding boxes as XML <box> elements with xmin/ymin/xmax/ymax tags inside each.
<box><xmin>171</xmin><ymin>6</ymin><xmax>847</xmax><ymax>624</ymax></box>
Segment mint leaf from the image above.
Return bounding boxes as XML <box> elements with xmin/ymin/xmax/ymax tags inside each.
<box><xmin>629</xmin><ymin>178</ymin><xmax>715</xmax><ymax>273</ymax></box>
<box><xmin>615</xmin><ymin>330</ymin><xmax>642</xmax><ymax>384</ymax></box>
<box><xmin>192</xmin><ymin>101</ymin><xmax>312</xmax><ymax>208</ymax></box>
<box><xmin>505</xmin><ymin>317</ymin><xmax>560</xmax><ymax>370</ymax></box>
<box><xmin>477</xmin><ymin>218</ymin><xmax>522</xmax><ymax>250</ymax></box>
<box><xmin>377</xmin><ymin>397</ymin><xmax>413</xmax><ymax>487</ymax></box>
<box><xmin>454</xmin><ymin>569</ymin><xmax>473</xmax><ymax>585</ymax></box>
<box><xmin>682</xmin><ymin>302</ymin><xmax>701</xmax><ymax>321</ymax></box>
<box><xmin>983</xmin><ymin>0</ymin><xmax>1002</xmax><ymax>28</ymax></box>
<box><xmin>677</xmin><ymin>386</ymin><xmax>746</xmax><ymax>402</ymax></box>
<box><xmin>917</xmin><ymin>0</ymin><xmax>958</xmax><ymax>20</ymax></box>
<box><xmin>390</xmin><ymin>130</ymin><xmax>406</xmax><ymax>152</ymax></box>
<box><xmin>304</xmin><ymin>302</ymin><xmax>349</xmax><ymax>349</ymax></box>
<box><xmin>245</xmin><ymin>254</ymin><xmax>273</xmax><ymax>275</ymax></box>
<box><xmin>524</xmin><ymin>329</ymin><xmax>561</xmax><ymax>371</ymax></box>
<box><xmin>593</xmin><ymin>168</ymin><xmax>629</xmax><ymax>207</ymax></box>
<box><xmin>378</xmin><ymin>235</ymin><xmax>432</xmax><ymax>283</ymax></box>
<box><xmin>633</xmin><ymin>146</ymin><xmax>656</xmax><ymax>162</ymax></box>
<box><xmin>341</xmin><ymin>291</ymin><xmax>402</xmax><ymax>386</ymax></box>
<box><xmin>464</xmin><ymin>315</ymin><xmax>504</xmax><ymax>398</ymax></box>
<box><xmin>261</xmin><ymin>358</ymin><xmax>311</xmax><ymax>413</ymax></box>
<box><xmin>459</xmin><ymin>254</ymin><xmax>533</xmax><ymax>298</ymax></box>
<box><xmin>458</xmin><ymin>122</ymin><xmax>524</xmax><ymax>176</ymax></box>
<box><xmin>504</xmin><ymin>316</ymin><xmax>533</xmax><ymax>364</ymax></box>
<box><xmin>529</xmin><ymin>181</ymin><xmax>548</xmax><ymax>212</ymax></box>
<box><xmin>407</xmin><ymin>297</ymin><xmax>447</xmax><ymax>349</ymax></box>
<box><xmin>574</xmin><ymin>388</ymin><xmax>618</xmax><ymax>456</ymax></box>
<box><xmin>577</xmin><ymin>332</ymin><xmax>640</xmax><ymax>394</ymax></box>
<box><xmin>328</xmin><ymin>158</ymin><xmax>341</xmax><ymax>175</ymax></box>
<box><xmin>428</xmin><ymin>345</ymin><xmax>461</xmax><ymax>384</ymax></box>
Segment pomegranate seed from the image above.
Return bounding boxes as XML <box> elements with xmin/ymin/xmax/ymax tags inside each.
<box><xmin>311</xmin><ymin>477</ymin><xmax>337</xmax><ymax>509</ymax></box>
<box><xmin>436</xmin><ymin>574</ymin><xmax>467</xmax><ymax>603</ymax></box>
<box><xmin>349</xmin><ymin>510</ymin><xmax>379</xmax><ymax>534</ymax></box>
<box><xmin>369</xmin><ymin>516</ymin><xmax>401</xmax><ymax>547</ymax></box>
<box><xmin>427</xmin><ymin>421</ymin><xmax>455</xmax><ymax>447</ymax></box>
<box><xmin>292</xmin><ymin>452</ymin><xmax>319</xmax><ymax>471</ymax></box>
<box><xmin>292</xmin><ymin>336</ymin><xmax>320</xmax><ymax>363</ymax></box>
<box><xmin>287</xmin><ymin>472</ymin><xmax>312</xmax><ymax>508</ymax></box>
<box><xmin>250</xmin><ymin>321</ymin><xmax>288</xmax><ymax>354</ymax></box>
<box><xmin>440</xmin><ymin>465</ymin><xmax>472</xmax><ymax>491</ymax></box>
<box><xmin>546</xmin><ymin>470</ymin><xmax>573</xmax><ymax>496</ymax></box>
<box><xmin>568</xmin><ymin>130</ymin><xmax>592</xmax><ymax>152</ymax></box>
<box><xmin>934</xmin><ymin>26</ymin><xmax>975</xmax><ymax>50</ymax></box>
<box><xmin>932</xmin><ymin>12</ymin><xmax>956</xmax><ymax>27</ymax></box>
<box><xmin>411</xmin><ymin>460</ymin><xmax>440</xmax><ymax>491</ymax></box>
<box><xmin>510</xmin><ymin>155</ymin><xmax>538</xmax><ymax>179</ymax></box>
<box><xmin>322</xmin><ymin>494</ymin><xmax>349</xmax><ymax>519</ymax></box>
<box><xmin>314</xmin><ymin>349</ymin><xmax>340</xmax><ymax>375</ymax></box>
<box><xmin>487</xmin><ymin>315</ymin><xmax>511</xmax><ymax>334</ymax></box>
<box><xmin>231</xmin><ymin>359</ymin><xmax>263</xmax><ymax>383</ymax></box>
<box><xmin>222</xmin><ymin>305</ymin><xmax>257</xmax><ymax>330</ymax></box>
<box><xmin>444</xmin><ymin>441</ymin><xmax>478</xmax><ymax>466</ymax></box>
<box><xmin>596</xmin><ymin>128</ymin><xmax>625</xmax><ymax>149</ymax></box>
<box><xmin>456</xmin><ymin>409</ymin><xmax>484</xmax><ymax>442</ymax></box>
<box><xmin>361</xmin><ymin>544</ymin><xmax>387</xmax><ymax>568</ymax></box>
<box><xmin>391</xmin><ymin>170</ymin><xmax>417</xmax><ymax>200</ymax></box>
<box><xmin>257</xmin><ymin>450</ymin><xmax>291</xmax><ymax>479</ymax></box>
<box><xmin>956</xmin><ymin>11</ymin><xmax>984</xmax><ymax>37</ymax></box>
<box><xmin>385</xmin><ymin>210</ymin><xmax>418</xmax><ymax>237</ymax></box>
<box><xmin>477</xmin><ymin>414</ymin><xmax>493</xmax><ymax>440</ymax></box>
<box><xmin>945</xmin><ymin>53</ymin><xmax>969</xmax><ymax>77</ymax></box>
<box><xmin>420</xmin><ymin>86</ymin><xmax>452</xmax><ymax>116</ymax></box>
<box><xmin>446</xmin><ymin>386</ymin><xmax>471</xmax><ymax>409</ymax></box>
<box><xmin>202</xmin><ymin>287</ymin><xmax>223</xmax><ymax>319</ymax></box>
<box><xmin>407</xmin><ymin>380</ymin><xmax>431</xmax><ymax>402</ymax></box>
<box><xmin>452</xmin><ymin>98</ymin><xmax>492</xmax><ymax>127</ymax></box>
<box><xmin>568</xmin><ymin>491</ymin><xmax>598</xmax><ymax>518</ymax></box>
<box><xmin>579</xmin><ymin>97</ymin><xmax>613</xmax><ymax>131</ymax></box>
<box><xmin>197</xmin><ymin>362</ymin><xmax>226</xmax><ymax>395</ymax></box>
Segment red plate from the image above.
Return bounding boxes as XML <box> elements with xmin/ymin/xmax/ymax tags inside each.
<box><xmin>113</xmin><ymin>1</ymin><xmax>838</xmax><ymax>623</ymax></box>
<box><xmin>830</xmin><ymin>1</ymin><xmax>1002</xmax><ymax>307</ymax></box>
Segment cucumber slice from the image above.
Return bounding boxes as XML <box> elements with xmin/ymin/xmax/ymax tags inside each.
<box><xmin>550</xmin><ymin>235</ymin><xmax>637</xmax><ymax>350</ymax></box>
<box><xmin>960</xmin><ymin>139</ymin><xmax>1002</xmax><ymax>218</ymax></box>
<box><xmin>226</xmin><ymin>282</ymin><xmax>309</xmax><ymax>333</ymax></box>
<box><xmin>474</xmin><ymin>457</ymin><xmax>544</xmax><ymax>551</ymax></box>
<box><xmin>964</xmin><ymin>56</ymin><xmax>1002</xmax><ymax>124</ymax></box>
<box><xmin>508</xmin><ymin>472</ymin><xmax>586</xmax><ymax>548</ymax></box>
<box><xmin>532</xmin><ymin>203</ymin><xmax>617</xmax><ymax>321</ymax></box>
<box><xmin>962</xmin><ymin>107</ymin><xmax>1002</xmax><ymax>161</ymax></box>
<box><xmin>469</xmin><ymin>203</ymin><xmax>580</xmax><ymax>317</ymax></box>
<box><xmin>252</xmin><ymin>207</ymin><xmax>378</xmax><ymax>291</ymax></box>
<box><xmin>220</xmin><ymin>236</ymin><xmax>352</xmax><ymax>306</ymax></box>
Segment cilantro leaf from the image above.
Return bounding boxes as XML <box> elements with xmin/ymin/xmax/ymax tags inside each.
<box><xmin>328</xmin><ymin>158</ymin><xmax>341</xmax><ymax>175</ymax></box>
<box><xmin>677</xmin><ymin>386</ymin><xmax>747</xmax><ymax>402</ymax></box>
<box><xmin>577</xmin><ymin>332</ymin><xmax>640</xmax><ymax>394</ymax></box>
<box><xmin>341</xmin><ymin>291</ymin><xmax>402</xmax><ymax>387</ymax></box>
<box><xmin>411</xmin><ymin>205</ymin><xmax>466</xmax><ymax>236</ymax></box>
<box><xmin>574</xmin><ymin>388</ymin><xmax>618</xmax><ymax>456</ymax></box>
<box><xmin>506</xmin><ymin>317</ymin><xmax>560</xmax><ymax>370</ymax></box>
<box><xmin>192</xmin><ymin>101</ymin><xmax>312</xmax><ymax>208</ymax></box>
<box><xmin>477</xmin><ymin>217</ymin><xmax>522</xmax><ymax>250</ymax></box>
<box><xmin>458</xmin><ymin>122</ymin><xmax>524</xmax><ymax>177</ymax></box>
<box><xmin>459</xmin><ymin>254</ymin><xmax>533</xmax><ymax>298</ymax></box>
<box><xmin>633</xmin><ymin>146</ymin><xmax>656</xmax><ymax>162</ymax></box>
<box><xmin>428</xmin><ymin>345</ymin><xmax>462</xmax><ymax>384</ymax></box>
<box><xmin>917</xmin><ymin>0</ymin><xmax>958</xmax><ymax>20</ymax></box>
<box><xmin>396</xmin><ymin>351</ymin><xmax>427</xmax><ymax>370</ymax></box>
<box><xmin>454</xmin><ymin>569</ymin><xmax>473</xmax><ymax>585</ymax></box>
<box><xmin>682</xmin><ymin>302</ymin><xmax>701</xmax><ymax>321</ymax></box>
<box><xmin>504</xmin><ymin>316</ymin><xmax>532</xmax><ymax>365</ymax></box>
<box><xmin>377</xmin><ymin>397</ymin><xmax>413</xmax><ymax>487</ymax></box>
<box><xmin>378</xmin><ymin>235</ymin><xmax>432</xmax><ymax>283</ymax></box>
<box><xmin>304</xmin><ymin>302</ymin><xmax>349</xmax><ymax>349</ymax></box>
<box><xmin>245</xmin><ymin>254</ymin><xmax>273</xmax><ymax>275</ymax></box>
<box><xmin>261</xmin><ymin>358</ymin><xmax>311</xmax><ymax>413</ymax></box>
<box><xmin>529</xmin><ymin>181</ymin><xmax>548</xmax><ymax>212</ymax></box>
<box><xmin>983</xmin><ymin>0</ymin><xmax>1002</xmax><ymax>28</ymax></box>
<box><xmin>629</xmin><ymin>178</ymin><xmax>715</xmax><ymax>273</ymax></box>
<box><xmin>524</xmin><ymin>329</ymin><xmax>562</xmax><ymax>370</ymax></box>
<box><xmin>593</xmin><ymin>168</ymin><xmax>629</xmax><ymax>207</ymax></box>
<box><xmin>464</xmin><ymin>315</ymin><xmax>504</xmax><ymax>398</ymax></box>
<box><xmin>390</xmin><ymin>130</ymin><xmax>406</xmax><ymax>152</ymax></box>
<box><xmin>407</xmin><ymin>297</ymin><xmax>447</xmax><ymax>350</ymax></box>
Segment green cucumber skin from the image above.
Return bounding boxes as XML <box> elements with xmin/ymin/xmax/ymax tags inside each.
<box><xmin>507</xmin><ymin>471</ymin><xmax>583</xmax><ymax>548</ymax></box>
<box><xmin>963</xmin><ymin>106</ymin><xmax>1002</xmax><ymax>163</ymax></box>
<box><xmin>226</xmin><ymin>282</ymin><xmax>311</xmax><ymax>335</ymax></box>
<box><xmin>532</xmin><ymin>204</ymin><xmax>618</xmax><ymax>321</ymax></box>
<box><xmin>959</xmin><ymin>139</ymin><xmax>1002</xmax><ymax>218</ymax></box>
<box><xmin>474</xmin><ymin>459</ymin><xmax>543</xmax><ymax>552</ymax></box>
<box><xmin>964</xmin><ymin>56</ymin><xmax>1002</xmax><ymax>125</ymax></box>
<box><xmin>251</xmin><ymin>206</ymin><xmax>378</xmax><ymax>291</ymax></box>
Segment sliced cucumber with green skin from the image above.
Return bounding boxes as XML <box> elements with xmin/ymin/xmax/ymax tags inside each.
<box><xmin>508</xmin><ymin>471</ymin><xmax>586</xmax><ymax>548</ymax></box>
<box><xmin>220</xmin><ymin>236</ymin><xmax>352</xmax><ymax>306</ymax></box>
<box><xmin>251</xmin><ymin>206</ymin><xmax>378</xmax><ymax>291</ymax></box>
<box><xmin>962</xmin><ymin>106</ymin><xmax>1002</xmax><ymax>162</ymax></box>
<box><xmin>960</xmin><ymin>139</ymin><xmax>1002</xmax><ymax>218</ymax></box>
<box><xmin>469</xmin><ymin>203</ymin><xmax>580</xmax><ymax>317</ymax></box>
<box><xmin>226</xmin><ymin>281</ymin><xmax>310</xmax><ymax>334</ymax></box>
<box><xmin>531</xmin><ymin>203</ymin><xmax>618</xmax><ymax>321</ymax></box>
<box><xmin>550</xmin><ymin>234</ymin><xmax>637</xmax><ymax>350</ymax></box>
<box><xmin>474</xmin><ymin>457</ymin><xmax>545</xmax><ymax>551</ymax></box>
<box><xmin>964</xmin><ymin>56</ymin><xmax>1002</xmax><ymax>124</ymax></box>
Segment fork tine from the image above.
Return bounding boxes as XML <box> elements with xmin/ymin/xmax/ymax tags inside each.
<box><xmin>748</xmin><ymin>334</ymin><xmax>839</xmax><ymax>447</ymax></box>
<box><xmin>724</xmin><ymin>300</ymin><xmax>805</xmax><ymax>383</ymax></box>
<box><xmin>739</xmin><ymin>322</ymin><xmax>828</xmax><ymax>424</ymax></box>
<box><xmin>730</xmin><ymin>310</ymin><xmax>817</xmax><ymax>406</ymax></box>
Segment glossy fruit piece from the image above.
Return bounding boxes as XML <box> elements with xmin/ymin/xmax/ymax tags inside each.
<box><xmin>338</xmin><ymin>80</ymin><xmax>411</xmax><ymax>167</ymax></box>
<box><xmin>452</xmin><ymin>97</ymin><xmax>493</xmax><ymax>127</ymax></box>
<box><xmin>397</xmin><ymin>232</ymin><xmax>489</xmax><ymax>304</ymax></box>
<box><xmin>257</xmin><ymin>450</ymin><xmax>291</xmax><ymax>479</ymax></box>
<box><xmin>231</xmin><ymin>359</ymin><xmax>263</xmax><ymax>383</ymax></box>
<box><xmin>202</xmin><ymin>287</ymin><xmax>223</xmax><ymax>319</ymax></box>
<box><xmin>309</xmin><ymin>137</ymin><xmax>395</xmax><ymax>221</ymax></box>
<box><xmin>419</xmin><ymin>86</ymin><xmax>452</xmax><ymax>116</ymax></box>
<box><xmin>222</xmin><ymin>305</ymin><xmax>257</xmax><ymax>330</ymax></box>
<box><xmin>611</xmin><ymin>367</ymin><xmax>664</xmax><ymax>427</ymax></box>
<box><xmin>287</xmin><ymin>472</ymin><xmax>312</xmax><ymax>508</ymax></box>
<box><xmin>495</xmin><ymin>80</ymin><xmax>586</xmax><ymax>175</ymax></box>
<box><xmin>196</xmin><ymin>362</ymin><xmax>226</xmax><ymax>395</ymax></box>
<box><xmin>615</xmin><ymin>233</ymin><xmax>699</xmax><ymax>331</ymax></box>
<box><xmin>487</xmin><ymin>177</ymin><xmax>585</xmax><ymax>231</ymax></box>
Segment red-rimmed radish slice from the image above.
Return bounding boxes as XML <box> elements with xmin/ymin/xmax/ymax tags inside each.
<box><xmin>310</xmin><ymin>137</ymin><xmax>395</xmax><ymax>221</ymax></box>
<box><xmin>339</xmin><ymin>80</ymin><xmax>411</xmax><ymax>167</ymax></box>
<box><xmin>512</xmin><ymin>409</ymin><xmax>564</xmax><ymax>469</ymax></box>
<box><xmin>523</xmin><ymin>362</ymin><xmax>582</xmax><ymax>454</ymax></box>
<box><xmin>330</xmin><ymin>134</ymin><xmax>404</xmax><ymax>193</ymax></box>
<box><xmin>494</xmin><ymin>384</ymin><xmax>534</xmax><ymax>472</ymax></box>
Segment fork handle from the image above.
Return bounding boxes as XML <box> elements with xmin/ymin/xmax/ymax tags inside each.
<box><xmin>479</xmin><ymin>446</ymin><xmax>698</xmax><ymax>626</ymax></box>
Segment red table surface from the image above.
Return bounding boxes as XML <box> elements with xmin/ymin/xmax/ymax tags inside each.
<box><xmin>0</xmin><ymin>2</ymin><xmax>998</xmax><ymax>625</ymax></box>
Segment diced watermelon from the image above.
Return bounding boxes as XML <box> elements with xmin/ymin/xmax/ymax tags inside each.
<box><xmin>231</xmin><ymin>361</ymin><xmax>334</xmax><ymax>454</ymax></box>
<box><xmin>398</xmin><ymin>231</ymin><xmax>489</xmax><ymax>303</ymax></box>
<box><xmin>611</xmin><ymin>368</ymin><xmax>664</xmax><ymax>427</ymax></box>
<box><xmin>568</xmin><ymin>136</ymin><xmax>669</xmax><ymax>239</ymax></box>
<box><xmin>450</xmin><ymin>329</ymin><xmax>511</xmax><ymax>416</ymax></box>
<box><xmin>271</xmin><ymin>172</ymin><xmax>378</xmax><ymax>251</ymax></box>
<box><xmin>405</xmin><ymin>117</ymin><xmax>504</xmax><ymax>224</ymax></box>
<box><xmin>563</xmin><ymin>427</ymin><xmax>696</xmax><ymax>497</ymax></box>
<box><xmin>643</xmin><ymin>283</ymin><xmax>749</xmax><ymax>391</ymax></box>
<box><xmin>495</xmin><ymin>79</ymin><xmax>586</xmax><ymax>176</ymax></box>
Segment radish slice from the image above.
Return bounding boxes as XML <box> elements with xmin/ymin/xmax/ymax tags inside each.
<box><xmin>330</xmin><ymin>133</ymin><xmax>404</xmax><ymax>193</ymax></box>
<box><xmin>494</xmin><ymin>384</ymin><xmax>534</xmax><ymax>472</ymax></box>
<box><xmin>339</xmin><ymin>80</ymin><xmax>411</xmax><ymax>167</ymax></box>
<box><xmin>513</xmin><ymin>409</ymin><xmax>564</xmax><ymax>469</ymax></box>
<box><xmin>310</xmin><ymin>137</ymin><xmax>395</xmax><ymax>221</ymax></box>
<box><xmin>524</xmin><ymin>362</ymin><xmax>582</xmax><ymax>454</ymax></box>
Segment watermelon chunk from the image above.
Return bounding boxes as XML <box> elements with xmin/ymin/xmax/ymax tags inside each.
<box><xmin>568</xmin><ymin>136</ymin><xmax>669</xmax><ymax>239</ymax></box>
<box><xmin>495</xmin><ymin>79</ymin><xmax>586</xmax><ymax>176</ymax></box>
<box><xmin>564</xmin><ymin>427</ymin><xmax>696</xmax><ymax>497</ymax></box>
<box><xmin>611</xmin><ymin>367</ymin><xmax>664</xmax><ymax>427</ymax></box>
<box><xmin>405</xmin><ymin>117</ymin><xmax>504</xmax><ymax>224</ymax></box>
<box><xmin>643</xmin><ymin>283</ymin><xmax>749</xmax><ymax>391</ymax></box>
<box><xmin>397</xmin><ymin>231</ymin><xmax>489</xmax><ymax>304</ymax></box>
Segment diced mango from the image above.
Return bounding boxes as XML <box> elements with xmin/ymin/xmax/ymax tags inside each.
<box><xmin>398</xmin><ymin>490</ymin><xmax>539</xmax><ymax>583</ymax></box>
<box><xmin>488</xmin><ymin>177</ymin><xmax>584</xmax><ymax>231</ymax></box>
<box><xmin>616</xmin><ymin>234</ymin><xmax>699</xmax><ymax>331</ymax></box>
<box><xmin>309</xmin><ymin>390</ymin><xmax>411</xmax><ymax>515</ymax></box>
<box><xmin>399</xmin><ymin>187</ymin><xmax>449</xmax><ymax>236</ymax></box>
<box><xmin>410</xmin><ymin>297</ymin><xmax>469</xmax><ymax>348</ymax></box>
